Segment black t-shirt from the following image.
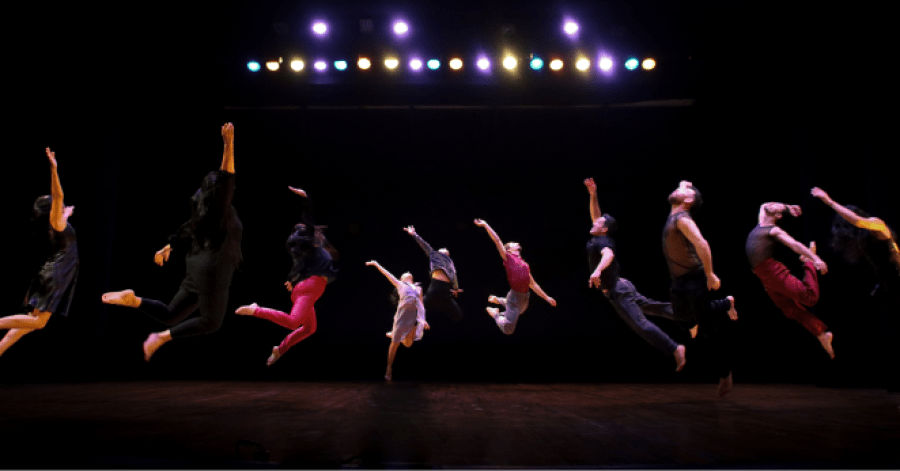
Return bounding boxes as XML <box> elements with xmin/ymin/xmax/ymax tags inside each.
<box><xmin>587</xmin><ymin>235</ymin><xmax>620</xmax><ymax>289</ymax></box>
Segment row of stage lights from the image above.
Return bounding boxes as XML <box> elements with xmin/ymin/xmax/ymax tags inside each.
<box><xmin>306</xmin><ymin>19</ymin><xmax>590</xmax><ymax>39</ymax></box>
<box><xmin>248</xmin><ymin>56</ymin><xmax>657</xmax><ymax>73</ymax></box>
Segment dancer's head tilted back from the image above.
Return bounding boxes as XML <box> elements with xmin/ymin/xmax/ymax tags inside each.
<box><xmin>668</xmin><ymin>180</ymin><xmax>703</xmax><ymax>216</ymax></box>
<box><xmin>589</xmin><ymin>213</ymin><xmax>617</xmax><ymax>236</ymax></box>
<box><xmin>758</xmin><ymin>202</ymin><xmax>802</xmax><ymax>225</ymax></box>
<box><xmin>503</xmin><ymin>242</ymin><xmax>522</xmax><ymax>255</ymax></box>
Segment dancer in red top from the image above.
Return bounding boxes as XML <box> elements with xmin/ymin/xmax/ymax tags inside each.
<box><xmin>474</xmin><ymin>219</ymin><xmax>556</xmax><ymax>334</ymax></box>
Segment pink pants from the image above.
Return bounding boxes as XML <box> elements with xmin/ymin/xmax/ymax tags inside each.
<box><xmin>753</xmin><ymin>258</ymin><xmax>826</xmax><ymax>336</ymax></box>
<box><xmin>254</xmin><ymin>276</ymin><xmax>327</xmax><ymax>354</ymax></box>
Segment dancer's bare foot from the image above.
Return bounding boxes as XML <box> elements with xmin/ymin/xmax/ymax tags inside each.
<box><xmin>486</xmin><ymin>307</ymin><xmax>499</xmax><ymax>319</ymax></box>
<box><xmin>718</xmin><ymin>373</ymin><xmax>734</xmax><ymax>397</ymax></box>
<box><xmin>818</xmin><ymin>331</ymin><xmax>835</xmax><ymax>359</ymax></box>
<box><xmin>142</xmin><ymin>332</ymin><xmax>169</xmax><ymax>362</ymax></box>
<box><xmin>266</xmin><ymin>346</ymin><xmax>282</xmax><ymax>367</ymax></box>
<box><xmin>235</xmin><ymin>303</ymin><xmax>258</xmax><ymax>316</ymax></box>
<box><xmin>102</xmin><ymin>290</ymin><xmax>140</xmax><ymax>308</ymax></box>
<box><xmin>488</xmin><ymin>295</ymin><xmax>501</xmax><ymax>305</ymax></box>
<box><xmin>386</xmin><ymin>332</ymin><xmax>393</xmax><ymax>339</ymax></box>
<box><xmin>726</xmin><ymin>296</ymin><xmax>739</xmax><ymax>321</ymax></box>
<box><xmin>385</xmin><ymin>368</ymin><xmax>392</xmax><ymax>381</ymax></box>
<box><xmin>689</xmin><ymin>324</ymin><xmax>699</xmax><ymax>338</ymax></box>
<box><xmin>674</xmin><ymin>344</ymin><xmax>686</xmax><ymax>372</ymax></box>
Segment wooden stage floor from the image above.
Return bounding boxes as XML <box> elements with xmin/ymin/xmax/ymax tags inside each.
<box><xmin>1</xmin><ymin>381</ymin><xmax>898</xmax><ymax>468</ymax></box>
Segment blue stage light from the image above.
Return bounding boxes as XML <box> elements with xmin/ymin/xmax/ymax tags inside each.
<box><xmin>427</xmin><ymin>59</ymin><xmax>440</xmax><ymax>70</ymax></box>
<box><xmin>247</xmin><ymin>61</ymin><xmax>261</xmax><ymax>72</ymax></box>
<box><xmin>334</xmin><ymin>60</ymin><xmax>348</xmax><ymax>70</ymax></box>
<box><xmin>530</xmin><ymin>58</ymin><xmax>544</xmax><ymax>70</ymax></box>
<box><xmin>625</xmin><ymin>58</ymin><xmax>639</xmax><ymax>70</ymax></box>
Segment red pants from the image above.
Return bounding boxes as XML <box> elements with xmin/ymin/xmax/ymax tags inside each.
<box><xmin>753</xmin><ymin>258</ymin><xmax>826</xmax><ymax>336</ymax></box>
<box><xmin>253</xmin><ymin>276</ymin><xmax>327</xmax><ymax>354</ymax></box>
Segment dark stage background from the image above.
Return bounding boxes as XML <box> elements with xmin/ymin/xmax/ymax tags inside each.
<box><xmin>6</xmin><ymin>2</ymin><xmax>893</xmax><ymax>387</ymax></box>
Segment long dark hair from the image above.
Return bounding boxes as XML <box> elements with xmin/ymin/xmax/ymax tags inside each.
<box><xmin>830</xmin><ymin>205</ymin><xmax>900</xmax><ymax>268</ymax></box>
<box><xmin>285</xmin><ymin>223</ymin><xmax>338</xmax><ymax>284</ymax></box>
<box><xmin>188</xmin><ymin>171</ymin><xmax>226</xmax><ymax>250</ymax></box>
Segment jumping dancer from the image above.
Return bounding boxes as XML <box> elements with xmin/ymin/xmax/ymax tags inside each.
<box><xmin>582</xmin><ymin>178</ymin><xmax>688</xmax><ymax>371</ymax></box>
<box><xmin>404</xmin><ymin>226</ymin><xmax>464</xmax><ymax>321</ymax></box>
<box><xmin>747</xmin><ymin>202</ymin><xmax>834</xmax><ymax>358</ymax></box>
<box><xmin>366</xmin><ymin>261</ymin><xmax>429</xmax><ymax>380</ymax></box>
<box><xmin>0</xmin><ymin>148</ymin><xmax>79</xmax><ymax>357</ymax></box>
<box><xmin>473</xmin><ymin>219</ymin><xmax>556</xmax><ymax>335</ymax></box>
<box><xmin>235</xmin><ymin>188</ymin><xmax>338</xmax><ymax>366</ymax></box>
<box><xmin>663</xmin><ymin>180</ymin><xmax>738</xmax><ymax>396</ymax></box>
<box><xmin>102</xmin><ymin>123</ymin><xmax>242</xmax><ymax>361</ymax></box>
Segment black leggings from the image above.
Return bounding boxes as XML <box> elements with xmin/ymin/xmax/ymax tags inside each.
<box><xmin>424</xmin><ymin>278</ymin><xmax>464</xmax><ymax>322</ymax></box>
<box><xmin>670</xmin><ymin>271</ymin><xmax>732</xmax><ymax>379</ymax></box>
<box><xmin>138</xmin><ymin>287</ymin><xmax>229</xmax><ymax>339</ymax></box>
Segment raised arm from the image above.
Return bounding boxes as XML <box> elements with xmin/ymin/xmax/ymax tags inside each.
<box><xmin>404</xmin><ymin>226</ymin><xmax>434</xmax><ymax>256</ymax></box>
<box><xmin>366</xmin><ymin>261</ymin><xmax>400</xmax><ymax>287</ymax></box>
<box><xmin>770</xmin><ymin>226</ymin><xmax>828</xmax><ymax>273</ymax></box>
<box><xmin>45</xmin><ymin>148</ymin><xmax>66</xmax><ymax>232</ymax></box>
<box><xmin>474</xmin><ymin>219</ymin><xmax>507</xmax><ymax>261</ymax></box>
<box><xmin>584</xmin><ymin>178</ymin><xmax>601</xmax><ymax>222</ymax></box>
<box><xmin>220</xmin><ymin>122</ymin><xmax>234</xmax><ymax>174</ymax></box>
<box><xmin>289</xmin><ymin>187</ymin><xmax>316</xmax><ymax>228</ymax></box>
<box><xmin>812</xmin><ymin>187</ymin><xmax>891</xmax><ymax>238</ymax></box>
<box><xmin>677</xmin><ymin>216</ymin><xmax>720</xmax><ymax>290</ymax></box>
<box><xmin>529</xmin><ymin>275</ymin><xmax>557</xmax><ymax>306</ymax></box>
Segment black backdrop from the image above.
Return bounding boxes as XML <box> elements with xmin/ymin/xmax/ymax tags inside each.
<box><xmin>5</xmin><ymin>2</ymin><xmax>893</xmax><ymax>386</ymax></box>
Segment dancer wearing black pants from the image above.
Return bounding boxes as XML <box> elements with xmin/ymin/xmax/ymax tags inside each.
<box><xmin>0</xmin><ymin>148</ymin><xmax>79</xmax><ymax>357</ymax></box>
<box><xmin>102</xmin><ymin>123</ymin><xmax>242</xmax><ymax>361</ymax></box>
<box><xmin>663</xmin><ymin>180</ymin><xmax>738</xmax><ymax>396</ymax></box>
<box><xmin>404</xmin><ymin>226</ymin><xmax>464</xmax><ymax>322</ymax></box>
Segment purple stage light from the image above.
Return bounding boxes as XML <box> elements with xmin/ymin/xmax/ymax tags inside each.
<box><xmin>312</xmin><ymin>21</ymin><xmax>327</xmax><ymax>35</ymax></box>
<box><xmin>410</xmin><ymin>58</ymin><xmax>423</xmax><ymax>70</ymax></box>
<box><xmin>477</xmin><ymin>57</ymin><xmax>490</xmax><ymax>71</ymax></box>
<box><xmin>393</xmin><ymin>21</ymin><xmax>409</xmax><ymax>36</ymax></box>
<box><xmin>314</xmin><ymin>60</ymin><xmax>327</xmax><ymax>71</ymax></box>
<box><xmin>564</xmin><ymin>21</ymin><xmax>579</xmax><ymax>36</ymax></box>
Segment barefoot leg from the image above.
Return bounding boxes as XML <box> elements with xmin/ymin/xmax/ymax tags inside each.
<box><xmin>143</xmin><ymin>330</ymin><xmax>172</xmax><ymax>361</ymax></box>
<box><xmin>818</xmin><ymin>331</ymin><xmax>835</xmax><ymax>359</ymax></box>
<box><xmin>718</xmin><ymin>372</ymin><xmax>734</xmax><ymax>397</ymax></box>
<box><xmin>102</xmin><ymin>290</ymin><xmax>141</xmax><ymax>308</ymax></box>
<box><xmin>674</xmin><ymin>344</ymin><xmax>686</xmax><ymax>372</ymax></box>
<box><xmin>267</xmin><ymin>346</ymin><xmax>282</xmax><ymax>367</ymax></box>
<box><xmin>235</xmin><ymin>303</ymin><xmax>259</xmax><ymax>316</ymax></box>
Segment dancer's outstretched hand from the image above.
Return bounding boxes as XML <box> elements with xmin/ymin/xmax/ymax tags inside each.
<box><xmin>584</xmin><ymin>177</ymin><xmax>596</xmax><ymax>193</ymax></box>
<box><xmin>154</xmin><ymin>245</ymin><xmax>172</xmax><ymax>266</ymax></box>
<box><xmin>365</xmin><ymin>260</ymin><xmax>378</xmax><ymax>267</ymax></box>
<box><xmin>423</xmin><ymin>321</ymin><xmax>430</xmax><ymax>330</ymax></box>
<box><xmin>221</xmin><ymin>122</ymin><xmax>234</xmax><ymax>142</ymax></box>
<box><xmin>404</xmin><ymin>226</ymin><xmax>416</xmax><ymax>235</ymax></box>
<box><xmin>284</xmin><ymin>281</ymin><xmax>293</xmax><ymax>292</ymax></box>
<box><xmin>451</xmin><ymin>288</ymin><xmax>463</xmax><ymax>297</ymax></box>
<box><xmin>548</xmin><ymin>297</ymin><xmax>557</xmax><ymax>307</ymax></box>
<box><xmin>811</xmin><ymin>187</ymin><xmax>832</xmax><ymax>204</ymax></box>
<box><xmin>589</xmin><ymin>273</ymin><xmax>602</xmax><ymax>289</ymax></box>
<box><xmin>474</xmin><ymin>219</ymin><xmax>487</xmax><ymax>227</ymax></box>
<box><xmin>45</xmin><ymin>147</ymin><xmax>57</xmax><ymax>168</ymax></box>
<box><xmin>787</xmin><ymin>205</ymin><xmax>802</xmax><ymax>217</ymax></box>
<box><xmin>288</xmin><ymin>187</ymin><xmax>307</xmax><ymax>198</ymax></box>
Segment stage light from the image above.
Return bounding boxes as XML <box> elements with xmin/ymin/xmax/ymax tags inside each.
<box><xmin>625</xmin><ymin>58</ymin><xmax>639</xmax><ymax>70</ymax></box>
<box><xmin>334</xmin><ymin>60</ymin><xmax>348</xmax><ymax>71</ymax></box>
<box><xmin>477</xmin><ymin>57</ymin><xmax>490</xmax><ymax>70</ymax></box>
<box><xmin>393</xmin><ymin>21</ymin><xmax>409</xmax><ymax>35</ymax></box>
<box><xmin>642</xmin><ymin>58</ymin><xmax>656</xmax><ymax>70</ymax></box>
<box><xmin>266</xmin><ymin>61</ymin><xmax>279</xmax><ymax>71</ymax></box>
<box><xmin>503</xmin><ymin>56</ymin><xmax>517</xmax><ymax>70</ymax></box>
<box><xmin>576</xmin><ymin>58</ymin><xmax>590</xmax><ymax>71</ymax></box>
<box><xmin>410</xmin><ymin>59</ymin><xmax>423</xmax><ymax>70</ymax></box>
<box><xmin>312</xmin><ymin>22</ymin><xmax>327</xmax><ymax>35</ymax></box>
<box><xmin>564</xmin><ymin>21</ymin><xmax>579</xmax><ymax>36</ymax></box>
<box><xmin>247</xmin><ymin>61</ymin><xmax>261</xmax><ymax>72</ymax></box>
<box><xmin>358</xmin><ymin>58</ymin><xmax>371</xmax><ymax>70</ymax></box>
<box><xmin>530</xmin><ymin>57</ymin><xmax>543</xmax><ymax>70</ymax></box>
<box><xmin>290</xmin><ymin>60</ymin><xmax>304</xmax><ymax>71</ymax></box>
<box><xmin>449</xmin><ymin>58</ymin><xmax>463</xmax><ymax>70</ymax></box>
<box><xmin>549</xmin><ymin>59</ymin><xmax>563</xmax><ymax>70</ymax></box>
<box><xmin>385</xmin><ymin>58</ymin><xmax>399</xmax><ymax>69</ymax></box>
<box><xmin>598</xmin><ymin>57</ymin><xmax>613</xmax><ymax>71</ymax></box>
<box><xmin>427</xmin><ymin>59</ymin><xmax>440</xmax><ymax>70</ymax></box>
<box><xmin>314</xmin><ymin>60</ymin><xmax>327</xmax><ymax>71</ymax></box>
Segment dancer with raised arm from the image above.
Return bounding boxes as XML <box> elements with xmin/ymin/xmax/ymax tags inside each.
<box><xmin>663</xmin><ymin>180</ymin><xmax>738</xmax><ymax>396</ymax></box>
<box><xmin>366</xmin><ymin>261</ymin><xmax>429</xmax><ymax>380</ymax></box>
<box><xmin>102</xmin><ymin>123</ymin><xmax>242</xmax><ymax>361</ymax></box>
<box><xmin>404</xmin><ymin>226</ymin><xmax>464</xmax><ymax>322</ymax></box>
<box><xmin>235</xmin><ymin>188</ymin><xmax>338</xmax><ymax>366</ymax></box>
<box><xmin>747</xmin><ymin>202</ymin><xmax>834</xmax><ymax>358</ymax></box>
<box><xmin>0</xmin><ymin>148</ymin><xmax>79</xmax><ymax>357</ymax></box>
<box><xmin>473</xmin><ymin>219</ymin><xmax>556</xmax><ymax>335</ymax></box>
<box><xmin>582</xmin><ymin>178</ymin><xmax>687</xmax><ymax>371</ymax></box>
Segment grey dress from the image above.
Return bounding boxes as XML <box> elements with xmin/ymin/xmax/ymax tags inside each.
<box><xmin>392</xmin><ymin>281</ymin><xmax>426</xmax><ymax>343</ymax></box>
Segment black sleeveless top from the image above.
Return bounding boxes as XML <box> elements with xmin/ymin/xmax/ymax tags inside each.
<box><xmin>662</xmin><ymin>211</ymin><xmax>702</xmax><ymax>278</ymax></box>
<box><xmin>746</xmin><ymin>225</ymin><xmax>776</xmax><ymax>269</ymax></box>
<box><xmin>864</xmin><ymin>236</ymin><xmax>900</xmax><ymax>293</ymax></box>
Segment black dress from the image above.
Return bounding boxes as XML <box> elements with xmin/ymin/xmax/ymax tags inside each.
<box><xmin>25</xmin><ymin>223</ymin><xmax>79</xmax><ymax>316</ymax></box>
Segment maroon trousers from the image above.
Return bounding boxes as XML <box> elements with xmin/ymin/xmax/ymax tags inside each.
<box><xmin>753</xmin><ymin>258</ymin><xmax>826</xmax><ymax>336</ymax></box>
